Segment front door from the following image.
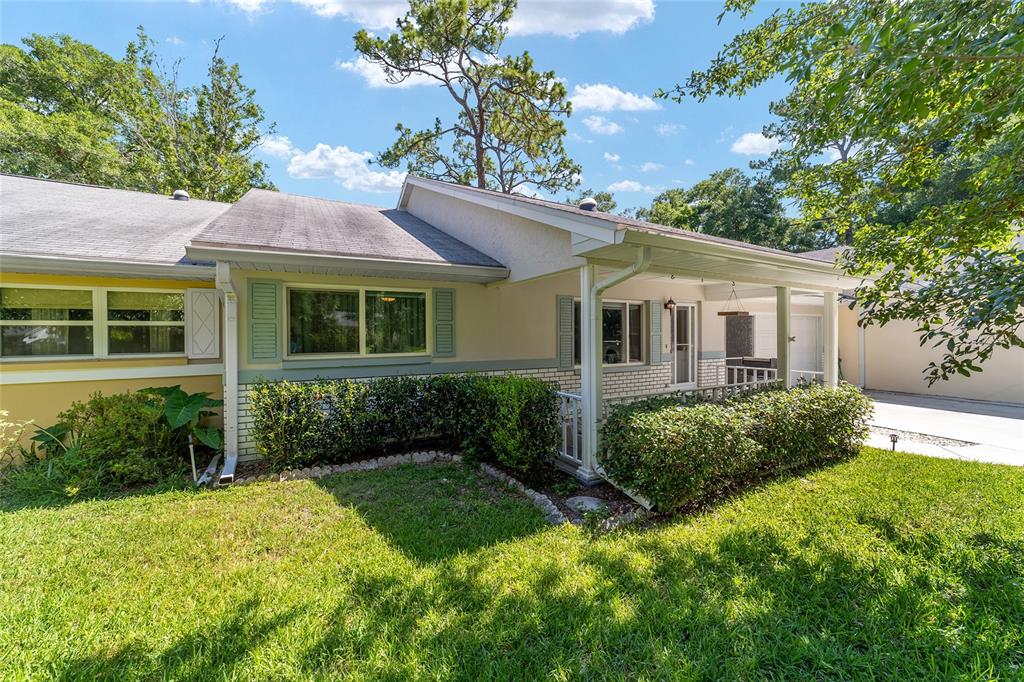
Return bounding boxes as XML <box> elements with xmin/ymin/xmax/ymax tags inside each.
<box><xmin>673</xmin><ymin>304</ymin><xmax>696</xmax><ymax>386</ymax></box>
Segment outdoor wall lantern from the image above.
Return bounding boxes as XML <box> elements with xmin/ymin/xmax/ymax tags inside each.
<box><xmin>664</xmin><ymin>298</ymin><xmax>676</xmax><ymax>311</ymax></box>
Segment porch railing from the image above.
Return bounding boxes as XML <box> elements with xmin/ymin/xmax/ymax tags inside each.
<box><xmin>556</xmin><ymin>390</ymin><xmax>583</xmax><ymax>465</ymax></box>
<box><xmin>723</xmin><ymin>360</ymin><xmax>778</xmax><ymax>387</ymax></box>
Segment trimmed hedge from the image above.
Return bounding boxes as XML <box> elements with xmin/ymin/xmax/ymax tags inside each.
<box><xmin>248</xmin><ymin>374</ymin><xmax>560</xmax><ymax>475</ymax></box>
<box><xmin>599</xmin><ymin>383</ymin><xmax>872</xmax><ymax>512</ymax></box>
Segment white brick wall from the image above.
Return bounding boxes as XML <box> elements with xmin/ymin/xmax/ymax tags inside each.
<box><xmin>237</xmin><ymin>363</ymin><xmax>675</xmax><ymax>458</ymax></box>
<box><xmin>698</xmin><ymin>358</ymin><xmax>726</xmax><ymax>386</ymax></box>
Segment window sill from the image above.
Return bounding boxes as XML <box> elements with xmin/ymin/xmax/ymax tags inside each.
<box><xmin>572</xmin><ymin>362</ymin><xmax>654</xmax><ymax>375</ymax></box>
<box><xmin>0</xmin><ymin>353</ymin><xmax>188</xmax><ymax>364</ymax></box>
<box><xmin>282</xmin><ymin>355</ymin><xmax>431</xmax><ymax>370</ymax></box>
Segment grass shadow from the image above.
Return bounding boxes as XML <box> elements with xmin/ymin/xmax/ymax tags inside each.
<box><xmin>315</xmin><ymin>462</ymin><xmax>549</xmax><ymax>564</ymax></box>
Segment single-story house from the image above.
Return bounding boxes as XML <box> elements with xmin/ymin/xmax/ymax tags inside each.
<box><xmin>1</xmin><ymin>173</ymin><xmax>862</xmax><ymax>482</ymax></box>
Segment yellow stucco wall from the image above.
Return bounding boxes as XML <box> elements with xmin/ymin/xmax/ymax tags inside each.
<box><xmin>0</xmin><ymin>271</ymin><xmax>222</xmax><ymax>438</ymax></box>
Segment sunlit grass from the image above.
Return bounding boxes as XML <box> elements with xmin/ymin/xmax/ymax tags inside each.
<box><xmin>1</xmin><ymin>448</ymin><xmax>1021</xmax><ymax>680</ymax></box>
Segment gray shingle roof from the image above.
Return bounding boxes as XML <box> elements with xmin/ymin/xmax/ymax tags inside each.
<box><xmin>0</xmin><ymin>174</ymin><xmax>231</xmax><ymax>266</ymax></box>
<box><xmin>192</xmin><ymin>188</ymin><xmax>504</xmax><ymax>268</ymax></box>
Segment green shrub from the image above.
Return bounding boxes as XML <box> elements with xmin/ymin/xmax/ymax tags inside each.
<box><xmin>599</xmin><ymin>383</ymin><xmax>872</xmax><ymax>512</ymax></box>
<box><xmin>248</xmin><ymin>374</ymin><xmax>560</xmax><ymax>474</ymax></box>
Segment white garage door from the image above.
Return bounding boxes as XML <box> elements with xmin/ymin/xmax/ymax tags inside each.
<box><xmin>753</xmin><ymin>314</ymin><xmax>823</xmax><ymax>372</ymax></box>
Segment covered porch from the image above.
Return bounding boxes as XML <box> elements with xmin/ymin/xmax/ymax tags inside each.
<box><xmin>556</xmin><ymin>228</ymin><xmax>862</xmax><ymax>483</ymax></box>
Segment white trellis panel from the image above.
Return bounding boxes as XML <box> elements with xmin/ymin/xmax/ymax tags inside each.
<box><xmin>185</xmin><ymin>288</ymin><xmax>220</xmax><ymax>359</ymax></box>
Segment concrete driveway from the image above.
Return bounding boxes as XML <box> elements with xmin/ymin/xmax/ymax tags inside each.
<box><xmin>865</xmin><ymin>390</ymin><xmax>1024</xmax><ymax>466</ymax></box>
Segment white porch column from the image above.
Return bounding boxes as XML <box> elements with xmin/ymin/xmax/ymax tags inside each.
<box><xmin>579</xmin><ymin>263</ymin><xmax>602</xmax><ymax>481</ymax></box>
<box><xmin>776</xmin><ymin>286</ymin><xmax>793</xmax><ymax>388</ymax></box>
<box><xmin>823</xmin><ymin>290</ymin><xmax>839</xmax><ymax>387</ymax></box>
<box><xmin>215</xmin><ymin>262</ymin><xmax>239</xmax><ymax>482</ymax></box>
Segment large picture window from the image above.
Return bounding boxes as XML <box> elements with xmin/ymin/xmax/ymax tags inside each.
<box><xmin>0</xmin><ymin>286</ymin><xmax>188</xmax><ymax>359</ymax></box>
<box><xmin>287</xmin><ymin>287</ymin><xmax>429</xmax><ymax>357</ymax></box>
<box><xmin>572</xmin><ymin>300</ymin><xmax>645</xmax><ymax>365</ymax></box>
<box><xmin>288</xmin><ymin>289</ymin><xmax>359</xmax><ymax>355</ymax></box>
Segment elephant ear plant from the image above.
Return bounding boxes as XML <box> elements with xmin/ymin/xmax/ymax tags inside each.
<box><xmin>143</xmin><ymin>386</ymin><xmax>224</xmax><ymax>481</ymax></box>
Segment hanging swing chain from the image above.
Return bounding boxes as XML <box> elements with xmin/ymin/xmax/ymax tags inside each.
<box><xmin>724</xmin><ymin>281</ymin><xmax>747</xmax><ymax>313</ymax></box>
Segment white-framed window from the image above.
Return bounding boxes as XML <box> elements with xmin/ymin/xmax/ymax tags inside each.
<box><xmin>572</xmin><ymin>299</ymin><xmax>645</xmax><ymax>366</ymax></box>
<box><xmin>0</xmin><ymin>285</ymin><xmax>187</xmax><ymax>359</ymax></box>
<box><xmin>286</xmin><ymin>285</ymin><xmax>429</xmax><ymax>357</ymax></box>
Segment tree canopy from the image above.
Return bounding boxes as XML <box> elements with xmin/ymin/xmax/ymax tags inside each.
<box><xmin>665</xmin><ymin>0</ymin><xmax>1024</xmax><ymax>383</ymax></box>
<box><xmin>356</xmin><ymin>0</ymin><xmax>579</xmax><ymax>195</ymax></box>
<box><xmin>0</xmin><ymin>30</ymin><xmax>274</xmax><ymax>202</ymax></box>
<box><xmin>633</xmin><ymin>168</ymin><xmax>820</xmax><ymax>252</ymax></box>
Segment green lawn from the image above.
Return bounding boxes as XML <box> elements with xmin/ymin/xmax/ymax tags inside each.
<box><xmin>1</xmin><ymin>448</ymin><xmax>1021</xmax><ymax>680</ymax></box>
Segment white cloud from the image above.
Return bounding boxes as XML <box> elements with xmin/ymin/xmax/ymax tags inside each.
<box><xmin>165</xmin><ymin>36</ymin><xmax>185</xmax><ymax>46</ymax></box>
<box><xmin>225</xmin><ymin>0</ymin><xmax>653</xmax><ymax>36</ymax></box>
<box><xmin>684</xmin><ymin>158</ymin><xmax>696</xmax><ymax>166</ymax></box>
<box><xmin>730</xmin><ymin>131</ymin><xmax>780</xmax><ymax>155</ymax></box>
<box><xmin>258</xmin><ymin>134</ymin><xmax>405</xmax><ymax>193</ymax></box>
<box><xmin>607</xmin><ymin>180</ymin><xmax>653</xmax><ymax>193</ymax></box>
<box><xmin>571</xmin><ymin>83</ymin><xmax>659</xmax><ymax>112</ymax></box>
<box><xmin>715</xmin><ymin>125</ymin><xmax>735</xmax><ymax>143</ymax></box>
<box><xmin>257</xmin><ymin>134</ymin><xmax>298</xmax><ymax>159</ymax></box>
<box><xmin>655</xmin><ymin>123</ymin><xmax>681</xmax><ymax>136</ymax></box>
<box><xmin>335</xmin><ymin>56</ymin><xmax>436</xmax><ymax>88</ymax></box>
<box><xmin>288</xmin><ymin>144</ymin><xmax>406</xmax><ymax>192</ymax></box>
<box><xmin>639</xmin><ymin>161</ymin><xmax>662</xmax><ymax>172</ymax></box>
<box><xmin>603</xmin><ymin>152</ymin><xmax>620</xmax><ymax>162</ymax></box>
<box><xmin>582</xmin><ymin>116</ymin><xmax>623</xmax><ymax>135</ymax></box>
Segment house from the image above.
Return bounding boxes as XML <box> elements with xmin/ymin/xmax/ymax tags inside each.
<box><xmin>0</xmin><ymin>173</ymin><xmax>861</xmax><ymax>482</ymax></box>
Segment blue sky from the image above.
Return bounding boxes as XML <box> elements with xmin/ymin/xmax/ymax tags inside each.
<box><xmin>3</xmin><ymin>0</ymin><xmax>791</xmax><ymax>211</ymax></box>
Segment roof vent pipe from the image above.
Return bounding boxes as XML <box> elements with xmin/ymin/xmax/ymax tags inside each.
<box><xmin>171</xmin><ymin>189</ymin><xmax>190</xmax><ymax>201</ymax></box>
<box><xmin>577</xmin><ymin>197</ymin><xmax>598</xmax><ymax>211</ymax></box>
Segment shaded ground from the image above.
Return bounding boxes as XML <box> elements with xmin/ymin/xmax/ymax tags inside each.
<box><xmin>1</xmin><ymin>449</ymin><xmax>1021</xmax><ymax>680</ymax></box>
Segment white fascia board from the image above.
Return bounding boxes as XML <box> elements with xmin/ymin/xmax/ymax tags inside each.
<box><xmin>1</xmin><ymin>362</ymin><xmax>224</xmax><ymax>385</ymax></box>
<box><xmin>186</xmin><ymin>244</ymin><xmax>510</xmax><ymax>283</ymax></box>
<box><xmin>0</xmin><ymin>253</ymin><xmax>214</xmax><ymax>280</ymax></box>
<box><xmin>401</xmin><ymin>177</ymin><xmax>618</xmax><ymax>243</ymax></box>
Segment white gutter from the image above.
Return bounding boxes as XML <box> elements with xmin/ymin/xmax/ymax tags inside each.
<box><xmin>0</xmin><ymin>253</ymin><xmax>214</xmax><ymax>280</ymax></box>
<box><xmin>186</xmin><ymin>243</ymin><xmax>509</xmax><ymax>283</ymax></box>
<box><xmin>593</xmin><ymin>246</ymin><xmax>652</xmax><ymax>295</ymax></box>
<box><xmin>215</xmin><ymin>261</ymin><xmax>239</xmax><ymax>485</ymax></box>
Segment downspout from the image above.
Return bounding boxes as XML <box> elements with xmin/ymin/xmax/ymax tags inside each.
<box><xmin>579</xmin><ymin>246</ymin><xmax>653</xmax><ymax>499</ymax></box>
<box><xmin>215</xmin><ymin>261</ymin><xmax>239</xmax><ymax>485</ymax></box>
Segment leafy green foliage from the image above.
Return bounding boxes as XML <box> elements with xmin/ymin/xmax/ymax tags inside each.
<box><xmin>358</xmin><ymin>0</ymin><xmax>580</xmax><ymax>194</ymax></box>
<box><xmin>248</xmin><ymin>374</ymin><xmax>559</xmax><ymax>475</ymax></box>
<box><xmin>0</xmin><ymin>30</ymin><xmax>274</xmax><ymax>201</ymax></box>
<box><xmin>666</xmin><ymin>0</ymin><xmax>1024</xmax><ymax>383</ymax></box>
<box><xmin>632</xmin><ymin>168</ymin><xmax>822</xmax><ymax>251</ymax></box>
<box><xmin>599</xmin><ymin>383</ymin><xmax>872</xmax><ymax>512</ymax></box>
<box><xmin>143</xmin><ymin>385</ymin><xmax>224</xmax><ymax>449</ymax></box>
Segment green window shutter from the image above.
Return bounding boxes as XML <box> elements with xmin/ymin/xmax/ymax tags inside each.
<box><xmin>433</xmin><ymin>288</ymin><xmax>455</xmax><ymax>357</ymax></box>
<box><xmin>248</xmin><ymin>280</ymin><xmax>281</xmax><ymax>362</ymax></box>
<box><xmin>648</xmin><ymin>300</ymin><xmax>662</xmax><ymax>365</ymax></box>
<box><xmin>557</xmin><ymin>295</ymin><xmax>575</xmax><ymax>370</ymax></box>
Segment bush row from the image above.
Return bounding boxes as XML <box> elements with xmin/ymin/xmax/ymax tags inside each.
<box><xmin>598</xmin><ymin>382</ymin><xmax>872</xmax><ymax>512</ymax></box>
<box><xmin>247</xmin><ymin>374</ymin><xmax>560</xmax><ymax>475</ymax></box>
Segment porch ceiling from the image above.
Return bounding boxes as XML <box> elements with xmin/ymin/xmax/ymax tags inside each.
<box><xmin>577</xmin><ymin>233</ymin><xmax>863</xmax><ymax>292</ymax></box>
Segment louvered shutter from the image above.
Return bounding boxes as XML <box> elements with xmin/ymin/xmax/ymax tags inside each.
<box><xmin>185</xmin><ymin>288</ymin><xmax>220</xmax><ymax>359</ymax></box>
<box><xmin>248</xmin><ymin>280</ymin><xmax>280</xmax><ymax>362</ymax></box>
<box><xmin>648</xmin><ymin>300</ymin><xmax>662</xmax><ymax>364</ymax></box>
<box><xmin>557</xmin><ymin>295</ymin><xmax>575</xmax><ymax>370</ymax></box>
<box><xmin>433</xmin><ymin>288</ymin><xmax>455</xmax><ymax>357</ymax></box>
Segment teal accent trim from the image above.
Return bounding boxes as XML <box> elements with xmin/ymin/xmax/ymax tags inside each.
<box><xmin>433</xmin><ymin>288</ymin><xmax>456</xmax><ymax>357</ymax></box>
<box><xmin>240</xmin><ymin>357</ymin><xmax>559</xmax><ymax>383</ymax></box>
<box><xmin>248</xmin><ymin>279</ymin><xmax>281</xmax><ymax>364</ymax></box>
<box><xmin>699</xmin><ymin>350</ymin><xmax>726</xmax><ymax>360</ymax></box>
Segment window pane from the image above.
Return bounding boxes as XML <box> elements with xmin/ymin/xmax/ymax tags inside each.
<box><xmin>289</xmin><ymin>289</ymin><xmax>359</xmax><ymax>354</ymax></box>
<box><xmin>573</xmin><ymin>301</ymin><xmax>581</xmax><ymax>365</ymax></box>
<box><xmin>108</xmin><ymin>326</ymin><xmax>185</xmax><ymax>354</ymax></box>
<box><xmin>628</xmin><ymin>303</ymin><xmax>643</xmax><ymax>362</ymax></box>
<box><xmin>0</xmin><ymin>288</ymin><xmax>92</xmax><ymax>321</ymax></box>
<box><xmin>602</xmin><ymin>303</ymin><xmax>625</xmax><ymax>364</ymax></box>
<box><xmin>108</xmin><ymin>291</ymin><xmax>184</xmax><ymax>322</ymax></box>
<box><xmin>1</xmin><ymin>325</ymin><xmax>93</xmax><ymax>356</ymax></box>
<box><xmin>366</xmin><ymin>291</ymin><xmax>426</xmax><ymax>354</ymax></box>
